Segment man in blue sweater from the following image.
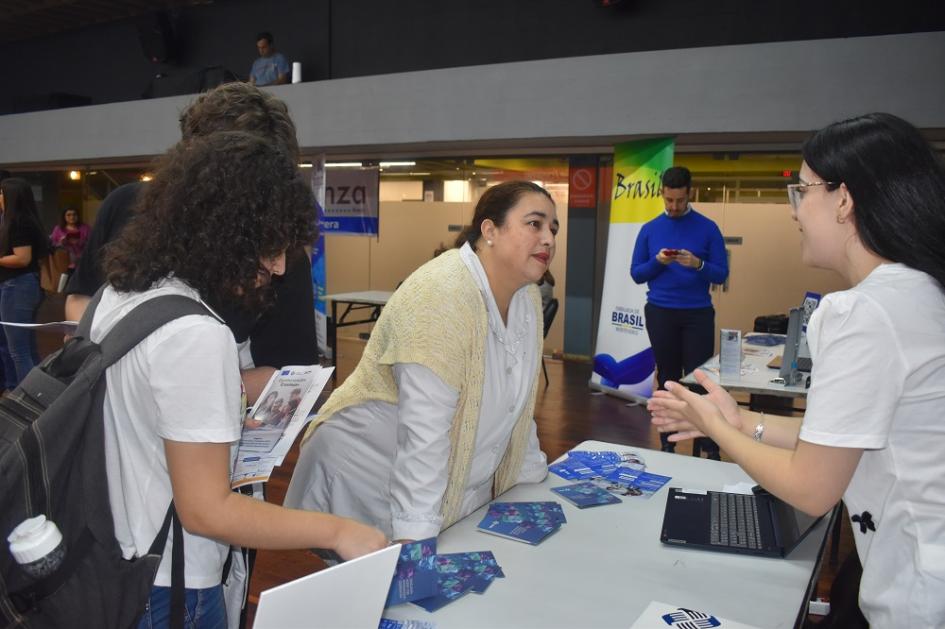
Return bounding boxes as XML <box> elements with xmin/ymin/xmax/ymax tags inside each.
<box><xmin>631</xmin><ymin>166</ymin><xmax>728</xmax><ymax>456</ymax></box>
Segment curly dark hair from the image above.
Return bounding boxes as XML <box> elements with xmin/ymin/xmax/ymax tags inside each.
<box><xmin>179</xmin><ymin>82</ymin><xmax>299</xmax><ymax>160</ymax></box>
<box><xmin>104</xmin><ymin>131</ymin><xmax>316</xmax><ymax>313</ymax></box>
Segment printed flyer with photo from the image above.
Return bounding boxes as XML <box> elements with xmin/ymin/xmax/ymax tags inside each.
<box><xmin>230</xmin><ymin>365</ymin><xmax>333</xmax><ymax>488</ymax></box>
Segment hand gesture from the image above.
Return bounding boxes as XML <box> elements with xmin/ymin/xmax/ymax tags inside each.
<box><xmin>656</xmin><ymin>248</ymin><xmax>678</xmax><ymax>264</ymax></box>
<box><xmin>333</xmin><ymin>518</ymin><xmax>389</xmax><ymax>561</ymax></box>
<box><xmin>673</xmin><ymin>249</ymin><xmax>702</xmax><ymax>269</ymax></box>
<box><xmin>647</xmin><ymin>370</ymin><xmax>742</xmax><ymax>442</ymax></box>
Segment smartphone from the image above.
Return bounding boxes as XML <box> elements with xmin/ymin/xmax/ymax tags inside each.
<box><xmin>663</xmin><ymin>248</ymin><xmax>679</xmax><ymax>256</ymax></box>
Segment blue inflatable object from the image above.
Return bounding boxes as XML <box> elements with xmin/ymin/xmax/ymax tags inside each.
<box><xmin>593</xmin><ymin>347</ymin><xmax>655</xmax><ymax>386</ymax></box>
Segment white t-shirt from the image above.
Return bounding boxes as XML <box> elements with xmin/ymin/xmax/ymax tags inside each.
<box><xmin>799</xmin><ymin>264</ymin><xmax>945</xmax><ymax>627</ymax></box>
<box><xmin>91</xmin><ymin>278</ymin><xmax>243</xmax><ymax>588</ymax></box>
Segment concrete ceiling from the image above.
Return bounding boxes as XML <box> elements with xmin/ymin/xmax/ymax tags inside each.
<box><xmin>0</xmin><ymin>0</ymin><xmax>208</xmax><ymax>44</ymax></box>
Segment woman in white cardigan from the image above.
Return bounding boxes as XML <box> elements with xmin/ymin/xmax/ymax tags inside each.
<box><xmin>286</xmin><ymin>181</ymin><xmax>559</xmax><ymax>541</ymax></box>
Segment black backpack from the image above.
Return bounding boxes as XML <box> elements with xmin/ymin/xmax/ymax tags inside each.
<box><xmin>0</xmin><ymin>290</ymin><xmax>208</xmax><ymax>629</ymax></box>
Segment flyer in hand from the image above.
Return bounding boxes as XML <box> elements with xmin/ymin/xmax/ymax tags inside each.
<box><xmin>230</xmin><ymin>365</ymin><xmax>333</xmax><ymax>488</ymax></box>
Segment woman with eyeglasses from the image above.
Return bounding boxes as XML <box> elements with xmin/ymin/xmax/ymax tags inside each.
<box><xmin>648</xmin><ymin>113</ymin><xmax>945</xmax><ymax>627</ymax></box>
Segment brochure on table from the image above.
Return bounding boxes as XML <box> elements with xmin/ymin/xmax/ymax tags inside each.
<box><xmin>385</xmin><ymin>538</ymin><xmax>506</xmax><ymax>613</ymax></box>
<box><xmin>476</xmin><ymin>501</ymin><xmax>566</xmax><ymax>545</ymax></box>
<box><xmin>230</xmin><ymin>365</ymin><xmax>333</xmax><ymax>488</ymax></box>
<box><xmin>629</xmin><ymin>600</ymin><xmax>761</xmax><ymax>629</ymax></box>
<box><xmin>0</xmin><ymin>320</ymin><xmax>78</xmax><ymax>334</ymax></box>
<box><xmin>548</xmin><ymin>449</ymin><xmax>672</xmax><ymax>500</ymax></box>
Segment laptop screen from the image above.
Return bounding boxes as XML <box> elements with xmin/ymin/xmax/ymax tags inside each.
<box><xmin>254</xmin><ymin>544</ymin><xmax>401</xmax><ymax>629</ymax></box>
<box><xmin>767</xmin><ymin>494</ymin><xmax>822</xmax><ymax>553</ymax></box>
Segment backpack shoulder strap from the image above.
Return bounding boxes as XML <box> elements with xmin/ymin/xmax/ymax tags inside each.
<box><xmin>97</xmin><ymin>294</ymin><xmax>212</xmax><ymax>368</ymax></box>
<box><xmin>73</xmin><ymin>285</ymin><xmax>108</xmax><ymax>339</ymax></box>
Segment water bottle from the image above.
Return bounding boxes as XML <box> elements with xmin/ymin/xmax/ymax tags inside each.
<box><xmin>7</xmin><ymin>515</ymin><xmax>66</xmax><ymax>579</ymax></box>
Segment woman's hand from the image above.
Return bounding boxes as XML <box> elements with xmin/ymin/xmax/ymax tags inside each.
<box><xmin>647</xmin><ymin>370</ymin><xmax>742</xmax><ymax>442</ymax></box>
<box><xmin>332</xmin><ymin>518</ymin><xmax>389</xmax><ymax>561</ymax></box>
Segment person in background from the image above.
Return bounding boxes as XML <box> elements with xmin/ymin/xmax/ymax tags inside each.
<box><xmin>0</xmin><ymin>178</ymin><xmax>49</xmax><ymax>388</ymax></box>
<box><xmin>0</xmin><ymin>169</ymin><xmax>11</xmax><ymax>391</ymax></box>
<box><xmin>96</xmin><ymin>131</ymin><xmax>385</xmax><ymax>629</ymax></box>
<box><xmin>249</xmin><ymin>31</ymin><xmax>289</xmax><ymax>87</ymax></box>
<box><xmin>649</xmin><ymin>113</ymin><xmax>945</xmax><ymax>627</ymax></box>
<box><xmin>285</xmin><ymin>181</ymin><xmax>556</xmax><ymax>542</ymax></box>
<box><xmin>630</xmin><ymin>166</ymin><xmax>728</xmax><ymax>458</ymax></box>
<box><xmin>64</xmin><ymin>81</ymin><xmax>317</xmax><ymax>402</ymax></box>
<box><xmin>50</xmin><ymin>207</ymin><xmax>91</xmax><ymax>276</ymax></box>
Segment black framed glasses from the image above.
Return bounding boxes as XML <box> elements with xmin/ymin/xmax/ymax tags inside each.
<box><xmin>786</xmin><ymin>181</ymin><xmax>836</xmax><ymax>209</ymax></box>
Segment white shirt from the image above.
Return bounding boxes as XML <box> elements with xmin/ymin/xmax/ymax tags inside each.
<box><xmin>285</xmin><ymin>244</ymin><xmax>547</xmax><ymax>540</ymax></box>
<box><xmin>799</xmin><ymin>264</ymin><xmax>945</xmax><ymax>627</ymax></box>
<box><xmin>92</xmin><ymin>278</ymin><xmax>243</xmax><ymax>588</ymax></box>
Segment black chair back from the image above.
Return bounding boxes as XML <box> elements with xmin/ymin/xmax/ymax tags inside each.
<box><xmin>543</xmin><ymin>298</ymin><xmax>559</xmax><ymax>338</ymax></box>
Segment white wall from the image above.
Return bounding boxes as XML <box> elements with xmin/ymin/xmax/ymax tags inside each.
<box><xmin>1</xmin><ymin>32</ymin><xmax>943</xmax><ymax>166</ymax></box>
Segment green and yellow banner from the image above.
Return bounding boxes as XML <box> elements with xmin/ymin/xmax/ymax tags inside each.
<box><xmin>591</xmin><ymin>137</ymin><xmax>675</xmax><ymax>401</ymax></box>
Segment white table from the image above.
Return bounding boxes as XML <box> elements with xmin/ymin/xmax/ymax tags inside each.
<box><xmin>383</xmin><ymin>440</ymin><xmax>830</xmax><ymax>629</ymax></box>
<box><xmin>682</xmin><ymin>335</ymin><xmax>809</xmax><ymax>398</ymax></box>
<box><xmin>324</xmin><ymin>290</ymin><xmax>393</xmax><ymax>370</ymax></box>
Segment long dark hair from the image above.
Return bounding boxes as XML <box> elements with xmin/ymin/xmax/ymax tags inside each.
<box><xmin>105</xmin><ymin>131</ymin><xmax>317</xmax><ymax>313</ymax></box>
<box><xmin>0</xmin><ymin>178</ymin><xmax>47</xmax><ymax>256</ymax></box>
<box><xmin>58</xmin><ymin>207</ymin><xmax>83</xmax><ymax>230</ymax></box>
<box><xmin>454</xmin><ymin>181</ymin><xmax>553</xmax><ymax>251</ymax></box>
<box><xmin>803</xmin><ymin>113</ymin><xmax>945</xmax><ymax>290</ymax></box>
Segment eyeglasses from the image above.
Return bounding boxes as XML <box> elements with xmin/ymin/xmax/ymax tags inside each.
<box><xmin>786</xmin><ymin>181</ymin><xmax>837</xmax><ymax>209</ymax></box>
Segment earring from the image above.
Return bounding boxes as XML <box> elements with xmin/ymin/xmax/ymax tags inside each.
<box><xmin>486</xmin><ymin>239</ymin><xmax>493</xmax><ymax>246</ymax></box>
<box><xmin>836</xmin><ymin>215</ymin><xmax>845</xmax><ymax>224</ymax></box>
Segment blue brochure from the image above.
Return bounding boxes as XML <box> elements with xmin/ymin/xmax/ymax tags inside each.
<box><xmin>590</xmin><ymin>467</ymin><xmax>672</xmax><ymax>499</ymax></box>
<box><xmin>550</xmin><ymin>450</ymin><xmax>647</xmax><ymax>480</ymax></box>
<box><xmin>378</xmin><ymin>619</ymin><xmax>437</xmax><ymax>629</ymax></box>
<box><xmin>385</xmin><ymin>538</ymin><xmax>439</xmax><ymax>607</ymax></box>
<box><xmin>548</xmin><ymin>458</ymin><xmax>597</xmax><ymax>480</ymax></box>
<box><xmin>550</xmin><ymin>481</ymin><xmax>622</xmax><ymax>508</ymax></box>
<box><xmin>412</xmin><ymin>551</ymin><xmax>505</xmax><ymax>612</ymax></box>
<box><xmin>476</xmin><ymin>502</ymin><xmax>565</xmax><ymax>545</ymax></box>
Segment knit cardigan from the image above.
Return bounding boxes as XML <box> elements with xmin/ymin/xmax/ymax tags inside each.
<box><xmin>301</xmin><ymin>248</ymin><xmax>543</xmax><ymax>529</ymax></box>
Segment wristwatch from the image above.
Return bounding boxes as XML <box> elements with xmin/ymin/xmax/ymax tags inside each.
<box><xmin>696</xmin><ymin>258</ymin><xmax>705</xmax><ymax>271</ymax></box>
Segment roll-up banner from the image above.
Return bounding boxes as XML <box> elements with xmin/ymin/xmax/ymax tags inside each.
<box><xmin>310</xmin><ymin>156</ymin><xmax>329</xmax><ymax>358</ymax></box>
<box><xmin>590</xmin><ymin>138</ymin><xmax>675</xmax><ymax>402</ymax></box>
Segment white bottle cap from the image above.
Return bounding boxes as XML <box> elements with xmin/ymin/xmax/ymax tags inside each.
<box><xmin>7</xmin><ymin>515</ymin><xmax>63</xmax><ymax>565</ymax></box>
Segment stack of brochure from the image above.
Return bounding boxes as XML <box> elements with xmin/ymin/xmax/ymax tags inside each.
<box><xmin>385</xmin><ymin>539</ymin><xmax>506</xmax><ymax>613</ymax></box>
<box><xmin>548</xmin><ymin>450</ymin><xmax>672</xmax><ymax>500</ymax></box>
<box><xmin>476</xmin><ymin>501</ymin><xmax>566</xmax><ymax>545</ymax></box>
<box><xmin>551</xmin><ymin>482</ymin><xmax>622</xmax><ymax>508</ymax></box>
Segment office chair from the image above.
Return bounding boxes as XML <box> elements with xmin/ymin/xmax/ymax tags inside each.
<box><xmin>542</xmin><ymin>298</ymin><xmax>559</xmax><ymax>387</ymax></box>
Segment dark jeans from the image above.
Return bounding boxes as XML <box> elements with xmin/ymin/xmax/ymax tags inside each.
<box><xmin>137</xmin><ymin>584</ymin><xmax>226</xmax><ymax>629</ymax></box>
<box><xmin>644</xmin><ymin>303</ymin><xmax>719</xmax><ymax>455</ymax></box>
<box><xmin>0</xmin><ymin>272</ymin><xmax>42</xmax><ymax>389</ymax></box>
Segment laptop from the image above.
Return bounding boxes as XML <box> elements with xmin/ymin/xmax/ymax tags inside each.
<box><xmin>253</xmin><ymin>544</ymin><xmax>401</xmax><ymax>629</ymax></box>
<box><xmin>660</xmin><ymin>487</ymin><xmax>823</xmax><ymax>558</ymax></box>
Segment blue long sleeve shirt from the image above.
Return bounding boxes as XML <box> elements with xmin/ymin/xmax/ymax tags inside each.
<box><xmin>630</xmin><ymin>208</ymin><xmax>728</xmax><ymax>309</ymax></box>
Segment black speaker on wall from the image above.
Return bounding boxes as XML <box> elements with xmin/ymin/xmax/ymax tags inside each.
<box><xmin>137</xmin><ymin>11</ymin><xmax>176</xmax><ymax>64</ymax></box>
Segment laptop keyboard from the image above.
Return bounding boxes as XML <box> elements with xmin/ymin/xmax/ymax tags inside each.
<box><xmin>709</xmin><ymin>492</ymin><xmax>762</xmax><ymax>549</ymax></box>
